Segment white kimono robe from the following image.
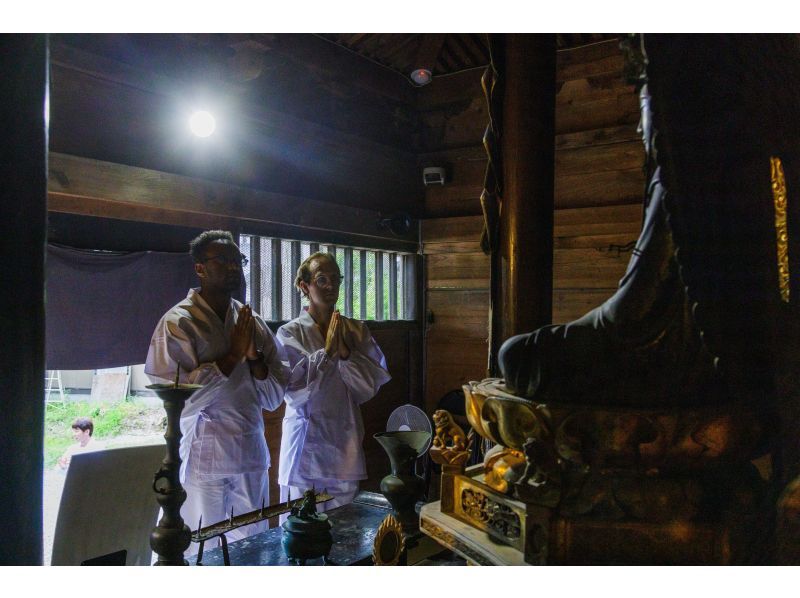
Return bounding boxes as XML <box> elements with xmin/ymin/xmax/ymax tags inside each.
<box><xmin>145</xmin><ymin>288</ymin><xmax>288</xmax><ymax>548</ymax></box>
<box><xmin>277</xmin><ymin>310</ymin><xmax>391</xmax><ymax>498</ymax></box>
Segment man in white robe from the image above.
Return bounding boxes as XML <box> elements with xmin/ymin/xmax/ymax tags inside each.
<box><xmin>145</xmin><ymin>230</ymin><xmax>288</xmax><ymax>554</ymax></box>
<box><xmin>277</xmin><ymin>252</ymin><xmax>391</xmax><ymax>513</ymax></box>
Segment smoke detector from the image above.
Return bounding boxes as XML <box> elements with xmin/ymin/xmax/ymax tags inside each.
<box><xmin>411</xmin><ymin>68</ymin><xmax>432</xmax><ymax>86</ymax></box>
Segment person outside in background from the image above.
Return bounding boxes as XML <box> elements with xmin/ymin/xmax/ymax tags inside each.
<box><xmin>57</xmin><ymin>417</ymin><xmax>101</xmax><ymax>470</ymax></box>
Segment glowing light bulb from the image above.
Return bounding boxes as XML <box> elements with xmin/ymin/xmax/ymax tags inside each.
<box><xmin>189</xmin><ymin>111</ymin><xmax>216</xmax><ymax>137</ymax></box>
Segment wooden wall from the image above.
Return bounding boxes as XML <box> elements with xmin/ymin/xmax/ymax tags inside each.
<box><xmin>420</xmin><ymin>38</ymin><xmax>645</xmax><ymax>413</ymax></box>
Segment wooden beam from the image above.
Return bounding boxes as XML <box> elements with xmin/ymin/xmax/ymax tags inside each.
<box><xmin>47</xmin><ymin>154</ymin><xmax>418</xmax><ymax>254</ymax></box>
<box><xmin>262</xmin><ymin>34</ymin><xmax>414</xmax><ymax>104</ymax></box>
<box><xmin>498</xmin><ymin>34</ymin><xmax>557</xmax><ymax>342</ymax></box>
<box><xmin>414</xmin><ymin>34</ymin><xmax>448</xmax><ymax>72</ymax></box>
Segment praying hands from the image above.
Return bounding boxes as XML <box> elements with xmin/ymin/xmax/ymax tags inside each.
<box><xmin>324</xmin><ymin>310</ymin><xmax>351</xmax><ymax>360</ymax></box>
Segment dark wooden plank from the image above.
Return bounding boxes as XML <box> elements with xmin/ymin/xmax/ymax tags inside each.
<box><xmin>552</xmin><ymin>288</ymin><xmax>617</xmax><ymax>324</ymax></box>
<box><xmin>462</xmin><ymin>31</ymin><xmax>490</xmax><ymax>64</ymax></box>
<box><xmin>47</xmin><ymin>153</ymin><xmax>418</xmax><ymax>251</ymax></box>
<box><xmin>555</xmin><ymin>124</ymin><xmax>640</xmax><ymax>151</ymax></box>
<box><xmin>424</xmin><ymin>136</ymin><xmax>642</xmax><ymax>192</ymax></box>
<box><xmin>403</xmin><ymin>254</ymin><xmax>417</xmax><ymax>321</ymax></box>
<box><xmin>553</xmin><ymin>247</ymin><xmax>632</xmax><ymax>289</ymax></box>
<box><xmin>426</xmin><ymin>290</ymin><xmax>490</xmax><ymax>341</ymax></box>
<box><xmin>344</xmin><ymin>247</ymin><xmax>354</xmax><ymax>318</ymax></box>
<box><xmin>554</xmin><ymin>203</ymin><xmax>642</xmax><ymax>230</ymax></box>
<box><xmin>556</xmin><ymin>139</ymin><xmax>644</xmax><ymax>177</ymax></box>
<box><xmin>423</xmin><ymin>241</ymin><xmax>484</xmax><ymax>255</ymax></box>
<box><xmin>271</xmin><ymin>239</ymin><xmax>282</xmax><ymax>321</ymax></box>
<box><xmin>556</xmin><ymin>73</ymin><xmax>634</xmax><ymax>107</ymax></box>
<box><xmin>290</xmin><ymin>241</ymin><xmax>301</xmax><ymax>319</ymax></box>
<box><xmin>420</xmin><ymin>95</ymin><xmax>488</xmax><ymax>150</ymax></box>
<box><xmin>361</xmin><ymin>328</ymin><xmax>413</xmax><ymax>490</ymax></box>
<box><xmin>250</xmin><ymin>235</ymin><xmax>262</xmax><ymax>315</ymax></box>
<box><xmin>554</xmin><ymin>232</ymin><xmax>640</xmax><ymax>250</ymax></box>
<box><xmin>375</xmin><ymin>251</ymin><xmax>384</xmax><ymax>321</ymax></box>
<box><xmin>425</xmin><ymin>149</ymin><xmax>643</xmax><ymax>218</ymax></box>
<box><xmin>389</xmin><ymin>253</ymin><xmax>398</xmax><ymax>320</ymax></box>
<box><xmin>47</xmin><ymin>191</ymin><xmax>237</xmax><ymax>232</ymax></box>
<box><xmin>424</xmin><ymin>347</ymin><xmax>488</xmax><ymax>414</ymax></box>
<box><xmin>418</xmin><ymin>144</ymin><xmax>486</xmax><ymax>163</ymax></box>
<box><xmin>556</xmin><ymin>90</ymin><xmax>640</xmax><ymax>134</ymax></box>
<box><xmin>415</xmin><ymin>33</ymin><xmax>447</xmax><ymax>71</ymax></box>
<box><xmin>446</xmin><ymin>34</ymin><xmax>475</xmax><ymax>68</ymax></box>
<box><xmin>429</xmin><ymin>155</ymin><xmax>486</xmax><ymax>188</ymax></box>
<box><xmin>381</xmin><ymin>34</ymin><xmax>418</xmax><ymax>62</ymax></box>
<box><xmin>424</xmin><ymin>182</ymin><xmax>485</xmax><ymax>217</ymax></box>
<box><xmin>557</xmin><ymin>51</ymin><xmax>625</xmax><ymax>82</ymax></box>
<box><xmin>426</xmin><ymin>252</ymin><xmax>490</xmax><ymax>290</ymax></box>
<box><xmin>555</xmin><ymin>167</ymin><xmax>644</xmax><ymax>209</ymax></box>
<box><xmin>359</xmin><ymin>250</ymin><xmax>368</xmax><ymax>320</ymax></box>
<box><xmin>422</xmin><ymin>215</ymin><xmax>484</xmax><ymax>245</ymax></box>
<box><xmin>417</xmin><ymin>68</ymin><xmax>484</xmax><ymax>110</ymax></box>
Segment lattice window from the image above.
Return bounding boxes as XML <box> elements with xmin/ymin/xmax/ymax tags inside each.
<box><xmin>240</xmin><ymin>234</ymin><xmax>414</xmax><ymax>322</ymax></box>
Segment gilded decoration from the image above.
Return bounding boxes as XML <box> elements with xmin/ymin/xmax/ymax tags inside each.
<box><xmin>483</xmin><ymin>447</ymin><xmax>526</xmax><ymax>494</ymax></box>
<box><xmin>771</xmin><ymin>156</ymin><xmax>790</xmax><ymax>303</ymax></box>
<box><xmin>372</xmin><ymin>513</ymin><xmax>406</xmax><ymax>566</ymax></box>
<box><xmin>430</xmin><ymin>409</ymin><xmax>471</xmax><ymax>467</ymax></box>
<box><xmin>461</xmin><ymin>488</ymin><xmax>521</xmax><ymax>539</ymax></box>
<box><xmin>459</xmin><ymin>379</ymin><xmax>767</xmax><ymax>522</ymax></box>
<box><xmin>466</xmin><ymin>379</ymin><xmax>763</xmax><ymax>471</ymax></box>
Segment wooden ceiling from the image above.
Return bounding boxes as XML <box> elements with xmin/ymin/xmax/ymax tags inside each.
<box><xmin>319</xmin><ymin>33</ymin><xmax>620</xmax><ymax>80</ymax></box>
<box><xmin>47</xmin><ymin>33</ymin><xmax>627</xmax><ymax>216</ymax></box>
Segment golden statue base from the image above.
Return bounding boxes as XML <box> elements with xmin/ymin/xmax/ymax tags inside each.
<box><xmin>422</xmin><ymin>463</ymin><xmax>754</xmax><ymax>565</ymax></box>
<box><xmin>420</xmin><ymin>380</ymin><xmax>771</xmax><ymax>565</ymax></box>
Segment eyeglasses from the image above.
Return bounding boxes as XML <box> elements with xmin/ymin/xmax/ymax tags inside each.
<box><xmin>202</xmin><ymin>253</ymin><xmax>249</xmax><ymax>268</ymax></box>
<box><xmin>312</xmin><ymin>274</ymin><xmax>341</xmax><ymax>288</ymax></box>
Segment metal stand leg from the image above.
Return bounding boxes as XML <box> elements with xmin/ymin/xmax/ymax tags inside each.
<box><xmin>220</xmin><ymin>534</ymin><xmax>230</xmax><ymax>566</ymax></box>
<box><xmin>195</xmin><ymin>540</ymin><xmax>205</xmax><ymax>566</ymax></box>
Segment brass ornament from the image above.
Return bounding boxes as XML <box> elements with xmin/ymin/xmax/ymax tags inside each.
<box><xmin>429</xmin><ymin>409</ymin><xmax>471</xmax><ymax>467</ymax></box>
<box><xmin>771</xmin><ymin>156</ymin><xmax>790</xmax><ymax>303</ymax></box>
<box><xmin>372</xmin><ymin>513</ymin><xmax>406</xmax><ymax>566</ymax></box>
<box><xmin>461</xmin><ymin>488</ymin><xmax>521</xmax><ymax>539</ymax></box>
<box><xmin>465</xmin><ymin>379</ymin><xmax>763</xmax><ymax>472</ymax></box>
<box><xmin>483</xmin><ymin>447</ymin><xmax>526</xmax><ymax>494</ymax></box>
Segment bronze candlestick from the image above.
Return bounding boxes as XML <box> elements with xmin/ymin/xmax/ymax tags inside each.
<box><xmin>146</xmin><ymin>381</ymin><xmax>202</xmax><ymax>566</ymax></box>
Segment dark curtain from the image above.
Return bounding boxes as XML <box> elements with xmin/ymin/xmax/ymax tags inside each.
<box><xmin>45</xmin><ymin>244</ymin><xmax>198</xmax><ymax>369</ymax></box>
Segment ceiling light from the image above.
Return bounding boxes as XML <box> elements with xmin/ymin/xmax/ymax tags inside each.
<box><xmin>410</xmin><ymin>68</ymin><xmax>432</xmax><ymax>86</ymax></box>
<box><xmin>189</xmin><ymin>110</ymin><xmax>216</xmax><ymax>138</ymax></box>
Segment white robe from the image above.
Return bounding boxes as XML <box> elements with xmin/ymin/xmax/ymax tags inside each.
<box><xmin>144</xmin><ymin>288</ymin><xmax>289</xmax><ymax>483</ymax></box>
<box><xmin>277</xmin><ymin>310</ymin><xmax>391</xmax><ymax>488</ymax></box>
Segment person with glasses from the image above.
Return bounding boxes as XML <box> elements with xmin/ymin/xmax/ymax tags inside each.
<box><xmin>277</xmin><ymin>252</ymin><xmax>391</xmax><ymax>515</ymax></box>
<box><xmin>144</xmin><ymin>230</ymin><xmax>289</xmax><ymax>555</ymax></box>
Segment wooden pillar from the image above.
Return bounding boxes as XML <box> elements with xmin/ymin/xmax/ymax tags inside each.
<box><xmin>498</xmin><ymin>34</ymin><xmax>556</xmax><ymax>343</ymax></box>
<box><xmin>0</xmin><ymin>34</ymin><xmax>48</xmax><ymax>565</ymax></box>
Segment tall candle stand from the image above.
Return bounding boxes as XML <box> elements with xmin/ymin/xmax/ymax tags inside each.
<box><xmin>146</xmin><ymin>382</ymin><xmax>202</xmax><ymax>566</ymax></box>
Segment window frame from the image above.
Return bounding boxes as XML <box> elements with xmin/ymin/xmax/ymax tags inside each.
<box><xmin>240</xmin><ymin>233</ymin><xmax>417</xmax><ymax>324</ymax></box>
